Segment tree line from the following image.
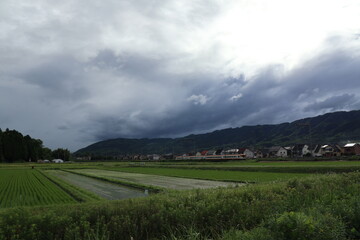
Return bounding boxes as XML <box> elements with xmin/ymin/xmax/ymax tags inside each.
<box><xmin>0</xmin><ymin>128</ymin><xmax>70</xmax><ymax>163</ymax></box>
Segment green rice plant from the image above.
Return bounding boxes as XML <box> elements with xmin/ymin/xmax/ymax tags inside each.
<box><xmin>0</xmin><ymin>169</ymin><xmax>76</xmax><ymax>208</ymax></box>
<box><xmin>106</xmin><ymin>167</ymin><xmax>311</xmax><ymax>183</ymax></box>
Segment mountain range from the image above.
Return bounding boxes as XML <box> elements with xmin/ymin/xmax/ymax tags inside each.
<box><xmin>75</xmin><ymin>110</ymin><xmax>360</xmax><ymax>156</ymax></box>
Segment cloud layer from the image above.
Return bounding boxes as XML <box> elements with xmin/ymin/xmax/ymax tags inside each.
<box><xmin>1</xmin><ymin>0</ymin><xmax>360</xmax><ymax>150</ymax></box>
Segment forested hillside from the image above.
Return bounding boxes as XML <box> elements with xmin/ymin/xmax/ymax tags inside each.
<box><xmin>75</xmin><ymin>110</ymin><xmax>360</xmax><ymax>156</ymax></box>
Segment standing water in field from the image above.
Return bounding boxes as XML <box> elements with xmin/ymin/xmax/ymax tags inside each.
<box><xmin>47</xmin><ymin>170</ymin><xmax>147</xmax><ymax>200</ymax></box>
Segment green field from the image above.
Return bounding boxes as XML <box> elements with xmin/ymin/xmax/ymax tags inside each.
<box><xmin>0</xmin><ymin>161</ymin><xmax>360</xmax><ymax>239</ymax></box>
<box><xmin>152</xmin><ymin>159</ymin><xmax>360</xmax><ymax>166</ymax></box>
<box><xmin>107</xmin><ymin>167</ymin><xmax>311</xmax><ymax>183</ymax></box>
<box><xmin>0</xmin><ymin>169</ymin><xmax>77</xmax><ymax>208</ymax></box>
<box><xmin>128</xmin><ymin>160</ymin><xmax>360</xmax><ymax>174</ymax></box>
<box><xmin>0</xmin><ymin>171</ymin><xmax>359</xmax><ymax>240</ymax></box>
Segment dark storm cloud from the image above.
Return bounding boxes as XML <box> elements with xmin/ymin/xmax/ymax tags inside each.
<box><xmin>304</xmin><ymin>94</ymin><xmax>356</xmax><ymax>112</ymax></box>
<box><xmin>88</xmin><ymin>47</ymin><xmax>360</xmax><ymax>142</ymax></box>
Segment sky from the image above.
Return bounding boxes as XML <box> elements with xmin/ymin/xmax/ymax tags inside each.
<box><xmin>1</xmin><ymin>0</ymin><xmax>360</xmax><ymax>151</ymax></box>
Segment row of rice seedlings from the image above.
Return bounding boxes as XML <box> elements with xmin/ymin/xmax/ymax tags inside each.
<box><xmin>0</xmin><ymin>169</ymin><xmax>76</xmax><ymax>208</ymax></box>
<box><xmin>28</xmin><ymin>170</ymin><xmax>75</xmax><ymax>205</ymax></box>
<box><xmin>0</xmin><ymin>171</ymin><xmax>18</xmax><ymax>207</ymax></box>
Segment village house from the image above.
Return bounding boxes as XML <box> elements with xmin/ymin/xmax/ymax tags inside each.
<box><xmin>215</xmin><ymin>149</ymin><xmax>223</xmax><ymax>155</ymax></box>
<box><xmin>222</xmin><ymin>149</ymin><xmax>239</xmax><ymax>155</ymax></box>
<box><xmin>343</xmin><ymin>143</ymin><xmax>360</xmax><ymax>155</ymax></box>
<box><xmin>200</xmin><ymin>150</ymin><xmax>208</xmax><ymax>156</ymax></box>
<box><xmin>195</xmin><ymin>152</ymin><xmax>202</xmax><ymax>157</ymax></box>
<box><xmin>206</xmin><ymin>150</ymin><xmax>217</xmax><ymax>156</ymax></box>
<box><xmin>139</xmin><ymin>155</ymin><xmax>148</xmax><ymax>161</ymax></box>
<box><xmin>269</xmin><ymin>146</ymin><xmax>288</xmax><ymax>157</ymax></box>
<box><xmin>238</xmin><ymin>148</ymin><xmax>255</xmax><ymax>158</ymax></box>
<box><xmin>292</xmin><ymin>144</ymin><xmax>311</xmax><ymax>157</ymax></box>
<box><xmin>284</xmin><ymin>146</ymin><xmax>294</xmax><ymax>157</ymax></box>
<box><xmin>308</xmin><ymin>144</ymin><xmax>322</xmax><ymax>157</ymax></box>
<box><xmin>320</xmin><ymin>145</ymin><xmax>342</xmax><ymax>157</ymax></box>
<box><xmin>253</xmin><ymin>150</ymin><xmax>265</xmax><ymax>158</ymax></box>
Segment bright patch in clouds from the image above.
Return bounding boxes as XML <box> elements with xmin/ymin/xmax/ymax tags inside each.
<box><xmin>230</xmin><ymin>93</ymin><xmax>243</xmax><ymax>101</ymax></box>
<box><xmin>187</xmin><ymin>95</ymin><xmax>210</xmax><ymax>105</ymax></box>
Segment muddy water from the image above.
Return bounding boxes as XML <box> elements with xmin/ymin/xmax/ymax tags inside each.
<box><xmin>47</xmin><ymin>170</ymin><xmax>147</xmax><ymax>200</ymax></box>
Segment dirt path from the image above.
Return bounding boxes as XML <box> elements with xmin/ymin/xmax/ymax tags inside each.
<box><xmin>47</xmin><ymin>170</ymin><xmax>147</xmax><ymax>200</ymax></box>
<box><xmin>71</xmin><ymin>169</ymin><xmax>240</xmax><ymax>190</ymax></box>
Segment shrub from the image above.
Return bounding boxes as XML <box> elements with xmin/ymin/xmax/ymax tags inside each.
<box><xmin>266</xmin><ymin>211</ymin><xmax>346</xmax><ymax>240</ymax></box>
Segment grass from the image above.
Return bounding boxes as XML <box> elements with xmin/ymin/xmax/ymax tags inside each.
<box><xmin>0</xmin><ymin>172</ymin><xmax>359</xmax><ymax>240</ymax></box>
<box><xmin>106</xmin><ymin>167</ymin><xmax>312</xmax><ymax>183</ymax></box>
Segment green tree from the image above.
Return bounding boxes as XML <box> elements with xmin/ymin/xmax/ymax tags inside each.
<box><xmin>41</xmin><ymin>147</ymin><xmax>52</xmax><ymax>160</ymax></box>
<box><xmin>52</xmin><ymin>148</ymin><xmax>71</xmax><ymax>161</ymax></box>
<box><xmin>24</xmin><ymin>135</ymin><xmax>43</xmax><ymax>162</ymax></box>
<box><xmin>2</xmin><ymin>129</ymin><xmax>27</xmax><ymax>162</ymax></box>
<box><xmin>0</xmin><ymin>129</ymin><xmax>4</xmax><ymax>162</ymax></box>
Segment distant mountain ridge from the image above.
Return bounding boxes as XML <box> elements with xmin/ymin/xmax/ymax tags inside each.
<box><xmin>75</xmin><ymin>110</ymin><xmax>360</xmax><ymax>156</ymax></box>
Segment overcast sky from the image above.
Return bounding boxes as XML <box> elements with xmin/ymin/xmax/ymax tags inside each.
<box><xmin>1</xmin><ymin>0</ymin><xmax>360</xmax><ymax>151</ymax></box>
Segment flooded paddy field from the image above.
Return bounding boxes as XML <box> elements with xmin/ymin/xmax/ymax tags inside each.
<box><xmin>46</xmin><ymin>170</ymin><xmax>147</xmax><ymax>200</ymax></box>
<box><xmin>69</xmin><ymin>169</ymin><xmax>239</xmax><ymax>190</ymax></box>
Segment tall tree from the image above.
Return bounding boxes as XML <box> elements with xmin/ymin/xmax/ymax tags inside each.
<box><xmin>2</xmin><ymin>129</ymin><xmax>27</xmax><ymax>162</ymax></box>
<box><xmin>52</xmin><ymin>148</ymin><xmax>71</xmax><ymax>161</ymax></box>
<box><xmin>24</xmin><ymin>135</ymin><xmax>43</xmax><ymax>162</ymax></box>
<box><xmin>0</xmin><ymin>129</ymin><xmax>4</xmax><ymax>162</ymax></box>
<box><xmin>41</xmin><ymin>147</ymin><xmax>52</xmax><ymax>160</ymax></box>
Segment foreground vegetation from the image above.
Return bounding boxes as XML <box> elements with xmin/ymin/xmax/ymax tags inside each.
<box><xmin>0</xmin><ymin>172</ymin><xmax>359</xmax><ymax>239</ymax></box>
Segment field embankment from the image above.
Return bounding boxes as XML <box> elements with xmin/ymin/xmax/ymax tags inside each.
<box><xmin>0</xmin><ymin>172</ymin><xmax>359</xmax><ymax>240</ymax></box>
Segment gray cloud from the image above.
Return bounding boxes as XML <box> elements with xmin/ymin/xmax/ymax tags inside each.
<box><xmin>304</xmin><ymin>94</ymin><xmax>356</xmax><ymax>112</ymax></box>
<box><xmin>85</xmin><ymin>47</ymin><xmax>360</xmax><ymax>144</ymax></box>
<box><xmin>1</xmin><ymin>0</ymin><xmax>360</xmax><ymax>151</ymax></box>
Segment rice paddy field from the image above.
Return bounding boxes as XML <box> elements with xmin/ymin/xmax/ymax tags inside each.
<box><xmin>0</xmin><ymin>169</ymin><xmax>77</xmax><ymax>208</ymax></box>
<box><xmin>67</xmin><ymin>168</ymin><xmax>239</xmax><ymax>189</ymax></box>
<box><xmin>98</xmin><ymin>167</ymin><xmax>311</xmax><ymax>183</ymax></box>
<box><xmin>46</xmin><ymin>170</ymin><xmax>147</xmax><ymax>200</ymax></box>
<box><xmin>1</xmin><ymin>160</ymin><xmax>358</xmax><ymax>208</ymax></box>
<box><xmin>0</xmin><ymin>160</ymin><xmax>359</xmax><ymax>239</ymax></box>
